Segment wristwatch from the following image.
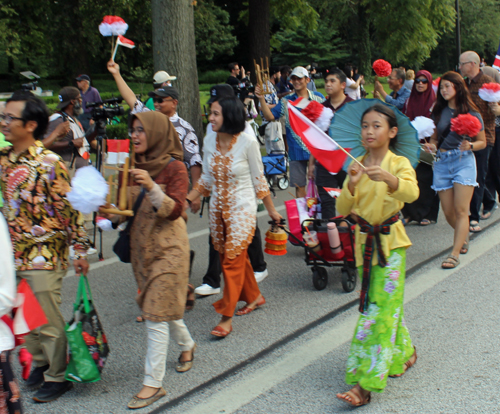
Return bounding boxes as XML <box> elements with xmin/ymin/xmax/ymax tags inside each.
<box><xmin>470</xmin><ymin>143</ymin><xmax>474</xmax><ymax>151</ymax></box>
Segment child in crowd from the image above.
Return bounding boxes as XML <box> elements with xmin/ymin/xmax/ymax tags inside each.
<box><xmin>335</xmin><ymin>103</ymin><xmax>419</xmax><ymax>406</ymax></box>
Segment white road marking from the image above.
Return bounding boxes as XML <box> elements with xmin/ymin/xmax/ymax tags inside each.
<box><xmin>66</xmin><ymin>205</ymin><xmax>286</xmax><ymax>278</ymax></box>
<box><xmin>182</xmin><ymin>224</ymin><xmax>500</xmax><ymax>414</ymax></box>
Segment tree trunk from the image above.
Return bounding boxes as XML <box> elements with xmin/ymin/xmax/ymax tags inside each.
<box><xmin>152</xmin><ymin>0</ymin><xmax>203</xmax><ymax>139</ymax></box>
<box><xmin>248</xmin><ymin>0</ymin><xmax>270</xmax><ymax>84</ymax></box>
<box><xmin>357</xmin><ymin>5</ymin><xmax>371</xmax><ymax>77</ymax></box>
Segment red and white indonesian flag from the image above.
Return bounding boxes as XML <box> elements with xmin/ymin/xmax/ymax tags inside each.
<box><xmin>117</xmin><ymin>35</ymin><xmax>135</xmax><ymax>49</ymax></box>
<box><xmin>13</xmin><ymin>279</ymin><xmax>48</xmax><ymax>335</ymax></box>
<box><xmin>324</xmin><ymin>187</ymin><xmax>342</xmax><ymax>198</ymax></box>
<box><xmin>288</xmin><ymin>104</ymin><xmax>350</xmax><ymax>174</ymax></box>
<box><xmin>106</xmin><ymin>139</ymin><xmax>130</xmax><ymax>164</ymax></box>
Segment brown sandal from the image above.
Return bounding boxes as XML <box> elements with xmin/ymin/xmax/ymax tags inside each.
<box><xmin>441</xmin><ymin>254</ymin><xmax>459</xmax><ymax>269</ymax></box>
<box><xmin>336</xmin><ymin>385</ymin><xmax>371</xmax><ymax>407</ymax></box>
<box><xmin>390</xmin><ymin>347</ymin><xmax>417</xmax><ymax>378</ymax></box>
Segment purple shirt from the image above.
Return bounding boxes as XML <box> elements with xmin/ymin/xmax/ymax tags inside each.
<box><xmin>80</xmin><ymin>86</ymin><xmax>102</xmax><ymax>113</ymax></box>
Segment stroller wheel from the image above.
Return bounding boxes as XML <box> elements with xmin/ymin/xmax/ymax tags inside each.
<box><xmin>312</xmin><ymin>267</ymin><xmax>328</xmax><ymax>290</ymax></box>
<box><xmin>341</xmin><ymin>267</ymin><xmax>357</xmax><ymax>292</ymax></box>
<box><xmin>277</xmin><ymin>176</ymin><xmax>289</xmax><ymax>190</ymax></box>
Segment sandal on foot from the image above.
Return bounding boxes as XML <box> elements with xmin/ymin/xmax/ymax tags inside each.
<box><xmin>210</xmin><ymin>325</ymin><xmax>232</xmax><ymax>338</ymax></box>
<box><xmin>469</xmin><ymin>221</ymin><xmax>482</xmax><ymax>233</ymax></box>
<box><xmin>236</xmin><ymin>296</ymin><xmax>266</xmax><ymax>316</ymax></box>
<box><xmin>336</xmin><ymin>385</ymin><xmax>371</xmax><ymax>407</ymax></box>
<box><xmin>460</xmin><ymin>235</ymin><xmax>469</xmax><ymax>255</ymax></box>
<box><xmin>176</xmin><ymin>344</ymin><xmax>196</xmax><ymax>373</ymax></box>
<box><xmin>136</xmin><ymin>316</ymin><xmax>145</xmax><ymax>323</ymax></box>
<box><xmin>390</xmin><ymin>347</ymin><xmax>417</xmax><ymax>377</ymax></box>
<box><xmin>442</xmin><ymin>254</ymin><xmax>459</xmax><ymax>269</ymax></box>
<box><xmin>127</xmin><ymin>387</ymin><xmax>166</xmax><ymax>409</ymax></box>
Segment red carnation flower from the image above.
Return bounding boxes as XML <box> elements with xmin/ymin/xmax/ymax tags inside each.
<box><xmin>372</xmin><ymin>59</ymin><xmax>392</xmax><ymax>77</ymax></box>
<box><xmin>450</xmin><ymin>114</ymin><xmax>482</xmax><ymax>138</ymax></box>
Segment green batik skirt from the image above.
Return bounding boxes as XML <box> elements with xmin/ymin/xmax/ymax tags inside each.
<box><xmin>345</xmin><ymin>247</ymin><xmax>415</xmax><ymax>393</ymax></box>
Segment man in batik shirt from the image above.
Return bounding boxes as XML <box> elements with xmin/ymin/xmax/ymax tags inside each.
<box><xmin>0</xmin><ymin>91</ymin><xmax>90</xmax><ymax>403</ymax></box>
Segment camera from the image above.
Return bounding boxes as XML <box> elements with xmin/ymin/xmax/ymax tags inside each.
<box><xmin>21</xmin><ymin>81</ymin><xmax>38</xmax><ymax>92</ymax></box>
<box><xmin>87</xmin><ymin>97</ymin><xmax>125</xmax><ymax>121</ymax></box>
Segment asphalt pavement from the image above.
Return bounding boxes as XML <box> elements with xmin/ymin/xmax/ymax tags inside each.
<box><xmin>16</xmin><ymin>188</ymin><xmax>500</xmax><ymax>413</ymax></box>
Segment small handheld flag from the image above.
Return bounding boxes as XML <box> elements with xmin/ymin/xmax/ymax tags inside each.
<box><xmin>112</xmin><ymin>35</ymin><xmax>136</xmax><ymax>60</ymax></box>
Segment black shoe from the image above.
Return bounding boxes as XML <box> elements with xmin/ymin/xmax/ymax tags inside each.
<box><xmin>33</xmin><ymin>381</ymin><xmax>73</xmax><ymax>403</ymax></box>
<box><xmin>26</xmin><ymin>364</ymin><xmax>49</xmax><ymax>388</ymax></box>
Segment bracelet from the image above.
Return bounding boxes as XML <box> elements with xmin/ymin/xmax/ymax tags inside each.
<box><xmin>186</xmin><ymin>198</ymin><xmax>192</xmax><ymax>206</ymax></box>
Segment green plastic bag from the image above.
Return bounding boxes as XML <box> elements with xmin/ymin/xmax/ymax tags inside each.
<box><xmin>65</xmin><ymin>275</ymin><xmax>109</xmax><ymax>383</ymax></box>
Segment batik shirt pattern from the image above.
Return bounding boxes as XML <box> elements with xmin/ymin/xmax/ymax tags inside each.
<box><xmin>0</xmin><ymin>141</ymin><xmax>91</xmax><ymax>271</ymax></box>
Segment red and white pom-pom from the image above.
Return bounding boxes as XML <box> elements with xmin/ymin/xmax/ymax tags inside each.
<box><xmin>450</xmin><ymin>114</ymin><xmax>482</xmax><ymax>138</ymax></box>
<box><xmin>432</xmin><ymin>77</ymin><xmax>440</xmax><ymax>94</ymax></box>
<box><xmin>411</xmin><ymin>116</ymin><xmax>436</xmax><ymax>140</ymax></box>
<box><xmin>299</xmin><ymin>100</ymin><xmax>334</xmax><ymax>131</ymax></box>
<box><xmin>478</xmin><ymin>82</ymin><xmax>500</xmax><ymax>102</ymax></box>
<box><xmin>99</xmin><ymin>16</ymin><xmax>128</xmax><ymax>36</ymax></box>
<box><xmin>372</xmin><ymin>59</ymin><xmax>392</xmax><ymax>77</ymax></box>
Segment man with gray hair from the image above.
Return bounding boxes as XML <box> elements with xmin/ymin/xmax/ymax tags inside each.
<box><xmin>459</xmin><ymin>50</ymin><xmax>495</xmax><ymax>232</ymax></box>
<box><xmin>373</xmin><ymin>68</ymin><xmax>410</xmax><ymax>110</ymax></box>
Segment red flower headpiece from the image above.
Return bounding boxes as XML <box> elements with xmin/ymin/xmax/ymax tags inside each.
<box><xmin>372</xmin><ymin>59</ymin><xmax>392</xmax><ymax>77</ymax></box>
<box><xmin>450</xmin><ymin>114</ymin><xmax>482</xmax><ymax>138</ymax></box>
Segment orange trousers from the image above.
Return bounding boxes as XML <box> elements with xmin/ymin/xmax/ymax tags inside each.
<box><xmin>213</xmin><ymin>249</ymin><xmax>261</xmax><ymax>317</ymax></box>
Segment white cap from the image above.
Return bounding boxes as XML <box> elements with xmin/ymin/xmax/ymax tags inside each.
<box><xmin>290</xmin><ymin>66</ymin><xmax>309</xmax><ymax>78</ymax></box>
<box><xmin>153</xmin><ymin>71</ymin><xmax>177</xmax><ymax>84</ymax></box>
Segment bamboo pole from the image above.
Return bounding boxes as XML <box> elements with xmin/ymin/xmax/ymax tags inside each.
<box><xmin>119</xmin><ymin>157</ymin><xmax>129</xmax><ymax>210</ymax></box>
<box><xmin>99</xmin><ymin>207</ymin><xmax>134</xmax><ymax>217</ymax></box>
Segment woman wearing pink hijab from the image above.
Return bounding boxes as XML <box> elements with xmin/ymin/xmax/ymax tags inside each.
<box><xmin>402</xmin><ymin>70</ymin><xmax>440</xmax><ymax>226</ymax></box>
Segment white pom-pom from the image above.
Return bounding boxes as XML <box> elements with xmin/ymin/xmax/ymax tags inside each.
<box><xmin>478</xmin><ymin>88</ymin><xmax>500</xmax><ymax>103</ymax></box>
<box><xmin>110</xmin><ymin>22</ymin><xmax>128</xmax><ymax>36</ymax></box>
<box><xmin>314</xmin><ymin>107</ymin><xmax>334</xmax><ymax>132</ymax></box>
<box><xmin>96</xmin><ymin>217</ymin><xmax>113</xmax><ymax>231</ymax></box>
<box><xmin>411</xmin><ymin>116</ymin><xmax>436</xmax><ymax>140</ymax></box>
<box><xmin>67</xmin><ymin>166</ymin><xmax>109</xmax><ymax>214</ymax></box>
<box><xmin>99</xmin><ymin>23</ymin><xmax>113</xmax><ymax>36</ymax></box>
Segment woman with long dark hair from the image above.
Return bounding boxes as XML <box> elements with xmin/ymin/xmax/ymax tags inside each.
<box><xmin>402</xmin><ymin>70</ymin><xmax>439</xmax><ymax>226</ymax></box>
<box><xmin>426</xmin><ymin>71</ymin><xmax>487</xmax><ymax>269</ymax></box>
<box><xmin>186</xmin><ymin>96</ymin><xmax>282</xmax><ymax>337</ymax></box>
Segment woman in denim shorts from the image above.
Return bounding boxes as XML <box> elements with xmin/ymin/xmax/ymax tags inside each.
<box><xmin>424</xmin><ymin>71</ymin><xmax>486</xmax><ymax>269</ymax></box>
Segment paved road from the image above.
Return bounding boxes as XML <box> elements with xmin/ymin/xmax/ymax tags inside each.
<box><xmin>17</xmin><ymin>189</ymin><xmax>500</xmax><ymax>413</ymax></box>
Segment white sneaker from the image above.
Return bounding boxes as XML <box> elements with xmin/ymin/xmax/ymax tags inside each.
<box><xmin>194</xmin><ymin>284</ymin><xmax>221</xmax><ymax>296</ymax></box>
<box><xmin>254</xmin><ymin>269</ymin><xmax>268</xmax><ymax>283</ymax></box>
<box><xmin>87</xmin><ymin>247</ymin><xmax>97</xmax><ymax>255</ymax></box>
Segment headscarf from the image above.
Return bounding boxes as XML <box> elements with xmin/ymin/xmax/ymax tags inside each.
<box><xmin>404</xmin><ymin>70</ymin><xmax>436</xmax><ymax>121</ymax></box>
<box><xmin>131</xmin><ymin>111</ymin><xmax>183</xmax><ymax>178</ymax></box>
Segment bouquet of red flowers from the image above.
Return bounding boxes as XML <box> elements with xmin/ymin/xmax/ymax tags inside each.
<box><xmin>372</xmin><ymin>59</ymin><xmax>392</xmax><ymax>77</ymax></box>
<box><xmin>450</xmin><ymin>114</ymin><xmax>482</xmax><ymax>138</ymax></box>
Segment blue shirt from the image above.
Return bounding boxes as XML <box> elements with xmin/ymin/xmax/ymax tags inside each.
<box><xmin>385</xmin><ymin>87</ymin><xmax>411</xmax><ymax>110</ymax></box>
<box><xmin>271</xmin><ymin>90</ymin><xmax>325</xmax><ymax>161</ymax></box>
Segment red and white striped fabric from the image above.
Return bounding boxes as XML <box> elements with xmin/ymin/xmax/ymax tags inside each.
<box><xmin>106</xmin><ymin>139</ymin><xmax>130</xmax><ymax>164</ymax></box>
<box><xmin>117</xmin><ymin>35</ymin><xmax>135</xmax><ymax>49</ymax></box>
<box><xmin>288</xmin><ymin>104</ymin><xmax>350</xmax><ymax>175</ymax></box>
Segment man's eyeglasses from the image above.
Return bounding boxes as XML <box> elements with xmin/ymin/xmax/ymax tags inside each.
<box><xmin>153</xmin><ymin>97</ymin><xmax>174</xmax><ymax>104</ymax></box>
<box><xmin>458</xmin><ymin>61</ymin><xmax>473</xmax><ymax>67</ymax></box>
<box><xmin>0</xmin><ymin>114</ymin><xmax>24</xmax><ymax>125</ymax></box>
<box><xmin>415</xmin><ymin>79</ymin><xmax>429</xmax><ymax>84</ymax></box>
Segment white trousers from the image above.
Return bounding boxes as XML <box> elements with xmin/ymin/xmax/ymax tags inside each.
<box><xmin>144</xmin><ymin>319</ymin><xmax>195</xmax><ymax>388</ymax></box>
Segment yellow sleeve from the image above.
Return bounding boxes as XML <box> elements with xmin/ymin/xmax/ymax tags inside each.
<box><xmin>389</xmin><ymin>157</ymin><xmax>419</xmax><ymax>203</ymax></box>
<box><xmin>336</xmin><ymin>175</ymin><xmax>356</xmax><ymax>216</ymax></box>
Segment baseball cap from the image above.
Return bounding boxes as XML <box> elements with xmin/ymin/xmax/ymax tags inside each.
<box><xmin>153</xmin><ymin>71</ymin><xmax>177</xmax><ymax>84</ymax></box>
<box><xmin>290</xmin><ymin>66</ymin><xmax>309</xmax><ymax>79</ymax></box>
<box><xmin>207</xmin><ymin>84</ymin><xmax>235</xmax><ymax>104</ymax></box>
<box><xmin>57</xmin><ymin>86</ymin><xmax>81</xmax><ymax>110</ymax></box>
<box><xmin>75</xmin><ymin>74</ymin><xmax>90</xmax><ymax>82</ymax></box>
<box><xmin>148</xmin><ymin>86</ymin><xmax>179</xmax><ymax>100</ymax></box>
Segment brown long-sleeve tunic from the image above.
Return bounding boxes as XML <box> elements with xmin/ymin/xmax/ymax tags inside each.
<box><xmin>129</xmin><ymin>160</ymin><xmax>190</xmax><ymax>322</ymax></box>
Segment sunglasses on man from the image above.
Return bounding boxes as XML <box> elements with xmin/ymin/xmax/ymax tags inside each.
<box><xmin>153</xmin><ymin>97</ymin><xmax>174</xmax><ymax>104</ymax></box>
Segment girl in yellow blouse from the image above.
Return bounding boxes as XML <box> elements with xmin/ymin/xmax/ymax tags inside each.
<box><xmin>335</xmin><ymin>104</ymin><xmax>419</xmax><ymax>407</ymax></box>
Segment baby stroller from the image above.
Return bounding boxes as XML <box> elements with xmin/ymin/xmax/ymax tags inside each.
<box><xmin>284</xmin><ymin>217</ymin><xmax>357</xmax><ymax>292</ymax></box>
<box><xmin>261</xmin><ymin>120</ymin><xmax>288</xmax><ymax>195</ymax></box>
